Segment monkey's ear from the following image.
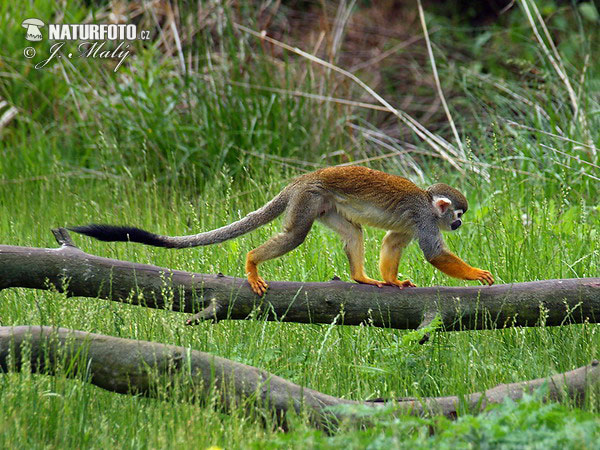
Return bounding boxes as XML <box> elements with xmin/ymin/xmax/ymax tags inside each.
<box><xmin>432</xmin><ymin>196</ymin><xmax>452</xmax><ymax>216</ymax></box>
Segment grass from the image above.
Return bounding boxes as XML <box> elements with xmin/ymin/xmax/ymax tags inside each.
<box><xmin>1</xmin><ymin>0</ymin><xmax>599</xmax><ymax>447</ymax></box>
<box><xmin>0</xmin><ymin>171</ymin><xmax>598</xmax><ymax>448</ymax></box>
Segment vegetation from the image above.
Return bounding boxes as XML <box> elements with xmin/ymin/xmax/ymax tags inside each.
<box><xmin>0</xmin><ymin>0</ymin><xmax>599</xmax><ymax>447</ymax></box>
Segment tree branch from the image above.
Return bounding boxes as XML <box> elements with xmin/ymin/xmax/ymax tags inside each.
<box><xmin>0</xmin><ymin>229</ymin><xmax>599</xmax><ymax>331</ymax></box>
<box><xmin>1</xmin><ymin>326</ymin><xmax>598</xmax><ymax>428</ymax></box>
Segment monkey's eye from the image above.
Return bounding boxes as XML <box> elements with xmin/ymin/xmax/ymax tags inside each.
<box><xmin>457</xmin><ymin>212</ymin><xmax>463</xmax><ymax>218</ymax></box>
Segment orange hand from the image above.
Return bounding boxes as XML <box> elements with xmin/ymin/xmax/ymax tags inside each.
<box><xmin>469</xmin><ymin>268</ymin><xmax>494</xmax><ymax>285</ymax></box>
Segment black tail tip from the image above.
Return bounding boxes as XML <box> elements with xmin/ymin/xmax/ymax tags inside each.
<box><xmin>68</xmin><ymin>223</ymin><xmax>165</xmax><ymax>246</ymax></box>
<box><xmin>67</xmin><ymin>224</ymin><xmax>138</xmax><ymax>242</ymax></box>
<box><xmin>68</xmin><ymin>224</ymin><xmax>102</xmax><ymax>233</ymax></box>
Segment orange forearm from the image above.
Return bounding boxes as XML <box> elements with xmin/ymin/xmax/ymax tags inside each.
<box><xmin>429</xmin><ymin>252</ymin><xmax>494</xmax><ymax>285</ymax></box>
<box><xmin>429</xmin><ymin>252</ymin><xmax>473</xmax><ymax>278</ymax></box>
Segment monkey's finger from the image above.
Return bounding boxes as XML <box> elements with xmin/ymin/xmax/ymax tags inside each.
<box><xmin>251</xmin><ymin>286</ymin><xmax>265</xmax><ymax>295</ymax></box>
<box><xmin>258</xmin><ymin>285</ymin><xmax>268</xmax><ymax>295</ymax></box>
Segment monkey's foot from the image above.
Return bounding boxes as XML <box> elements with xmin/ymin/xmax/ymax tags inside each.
<box><xmin>383</xmin><ymin>279</ymin><xmax>416</xmax><ymax>288</ymax></box>
<box><xmin>352</xmin><ymin>276</ymin><xmax>385</xmax><ymax>288</ymax></box>
<box><xmin>248</xmin><ymin>275</ymin><xmax>268</xmax><ymax>296</ymax></box>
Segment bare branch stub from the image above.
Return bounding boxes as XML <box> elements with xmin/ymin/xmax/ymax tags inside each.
<box><xmin>51</xmin><ymin>228</ymin><xmax>77</xmax><ymax>248</ymax></box>
<box><xmin>186</xmin><ymin>298</ymin><xmax>223</xmax><ymax>325</ymax></box>
<box><xmin>417</xmin><ymin>309</ymin><xmax>438</xmax><ymax>344</ymax></box>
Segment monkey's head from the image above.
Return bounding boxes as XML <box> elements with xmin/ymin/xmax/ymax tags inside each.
<box><xmin>427</xmin><ymin>183</ymin><xmax>468</xmax><ymax>232</ymax></box>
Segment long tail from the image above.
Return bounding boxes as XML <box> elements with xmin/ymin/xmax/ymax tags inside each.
<box><xmin>69</xmin><ymin>190</ymin><xmax>290</xmax><ymax>249</ymax></box>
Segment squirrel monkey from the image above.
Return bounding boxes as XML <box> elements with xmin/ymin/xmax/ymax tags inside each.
<box><xmin>70</xmin><ymin>166</ymin><xmax>493</xmax><ymax>295</ymax></box>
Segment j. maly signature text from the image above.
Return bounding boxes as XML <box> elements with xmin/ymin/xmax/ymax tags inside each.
<box><xmin>35</xmin><ymin>41</ymin><xmax>131</xmax><ymax>72</ymax></box>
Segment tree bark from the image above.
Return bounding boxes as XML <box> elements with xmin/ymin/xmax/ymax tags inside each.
<box><xmin>1</xmin><ymin>326</ymin><xmax>598</xmax><ymax>428</ymax></box>
<box><xmin>0</xmin><ymin>229</ymin><xmax>599</xmax><ymax>330</ymax></box>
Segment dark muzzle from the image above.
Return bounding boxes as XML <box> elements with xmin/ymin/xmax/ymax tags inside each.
<box><xmin>451</xmin><ymin>220</ymin><xmax>462</xmax><ymax>230</ymax></box>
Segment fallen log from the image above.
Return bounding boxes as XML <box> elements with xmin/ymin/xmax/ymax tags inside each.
<box><xmin>1</xmin><ymin>326</ymin><xmax>598</xmax><ymax>428</ymax></box>
<box><xmin>0</xmin><ymin>229</ymin><xmax>598</xmax><ymax>330</ymax></box>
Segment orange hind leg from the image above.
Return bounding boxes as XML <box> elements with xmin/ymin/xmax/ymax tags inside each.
<box><xmin>245</xmin><ymin>192</ymin><xmax>322</xmax><ymax>295</ymax></box>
